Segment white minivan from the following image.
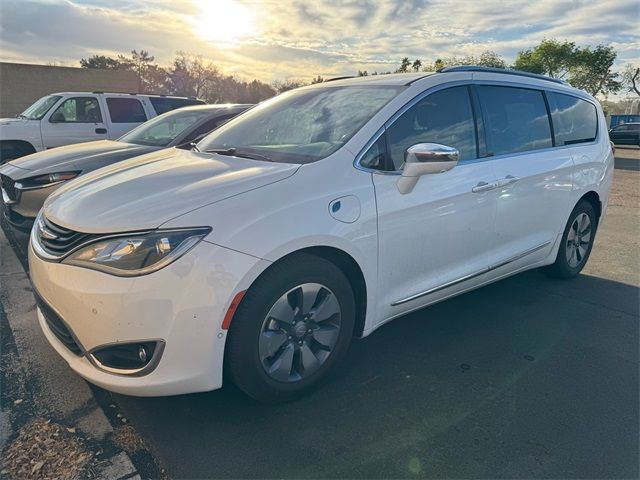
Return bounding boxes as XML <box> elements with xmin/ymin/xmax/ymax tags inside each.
<box><xmin>29</xmin><ymin>67</ymin><xmax>613</xmax><ymax>402</ymax></box>
<box><xmin>0</xmin><ymin>92</ymin><xmax>204</xmax><ymax>162</ymax></box>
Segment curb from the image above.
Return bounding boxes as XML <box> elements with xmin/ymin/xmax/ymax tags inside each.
<box><xmin>0</xmin><ymin>222</ymin><xmax>147</xmax><ymax>479</ymax></box>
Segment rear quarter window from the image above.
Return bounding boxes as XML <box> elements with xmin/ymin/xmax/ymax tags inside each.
<box><xmin>106</xmin><ymin>98</ymin><xmax>147</xmax><ymax>123</ymax></box>
<box><xmin>150</xmin><ymin>97</ymin><xmax>205</xmax><ymax>115</ymax></box>
<box><xmin>547</xmin><ymin>92</ymin><xmax>598</xmax><ymax>145</ymax></box>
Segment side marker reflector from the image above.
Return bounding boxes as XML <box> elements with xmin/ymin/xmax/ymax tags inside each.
<box><xmin>221</xmin><ymin>290</ymin><xmax>246</xmax><ymax>330</ymax></box>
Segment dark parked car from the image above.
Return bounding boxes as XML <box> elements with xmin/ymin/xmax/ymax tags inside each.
<box><xmin>608</xmin><ymin>122</ymin><xmax>640</xmax><ymax>146</ymax></box>
<box><xmin>0</xmin><ymin>104</ymin><xmax>252</xmax><ymax>231</ymax></box>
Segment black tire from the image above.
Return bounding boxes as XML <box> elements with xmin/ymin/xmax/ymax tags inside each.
<box><xmin>226</xmin><ymin>253</ymin><xmax>355</xmax><ymax>403</ymax></box>
<box><xmin>0</xmin><ymin>141</ymin><xmax>35</xmax><ymax>164</ymax></box>
<box><xmin>544</xmin><ymin>200</ymin><xmax>597</xmax><ymax>279</ymax></box>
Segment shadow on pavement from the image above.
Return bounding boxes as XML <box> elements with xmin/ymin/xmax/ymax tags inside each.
<box><xmin>113</xmin><ymin>270</ymin><xmax>639</xmax><ymax>479</ymax></box>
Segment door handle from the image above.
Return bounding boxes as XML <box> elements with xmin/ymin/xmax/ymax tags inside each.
<box><xmin>498</xmin><ymin>175</ymin><xmax>519</xmax><ymax>187</ymax></box>
<box><xmin>95</xmin><ymin>128</ymin><xmax>107</xmax><ymax>134</ymax></box>
<box><xmin>472</xmin><ymin>181</ymin><xmax>497</xmax><ymax>193</ymax></box>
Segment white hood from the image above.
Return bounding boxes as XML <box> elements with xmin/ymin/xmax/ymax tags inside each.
<box><xmin>44</xmin><ymin>147</ymin><xmax>300</xmax><ymax>233</ymax></box>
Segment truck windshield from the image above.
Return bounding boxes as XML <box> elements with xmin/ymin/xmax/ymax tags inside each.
<box><xmin>19</xmin><ymin>95</ymin><xmax>62</xmax><ymax>120</ymax></box>
<box><xmin>119</xmin><ymin>109</ymin><xmax>213</xmax><ymax>147</ymax></box>
<box><xmin>197</xmin><ymin>85</ymin><xmax>404</xmax><ymax>164</ymax></box>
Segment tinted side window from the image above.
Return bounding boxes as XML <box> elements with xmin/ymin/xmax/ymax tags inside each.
<box><xmin>478</xmin><ymin>86</ymin><xmax>552</xmax><ymax>155</ymax></box>
<box><xmin>183</xmin><ymin>114</ymin><xmax>237</xmax><ymax>144</ymax></box>
<box><xmin>548</xmin><ymin>92</ymin><xmax>597</xmax><ymax>145</ymax></box>
<box><xmin>150</xmin><ymin>98</ymin><xmax>203</xmax><ymax>115</ymax></box>
<box><xmin>50</xmin><ymin>97</ymin><xmax>102</xmax><ymax>123</ymax></box>
<box><xmin>106</xmin><ymin>98</ymin><xmax>147</xmax><ymax>123</ymax></box>
<box><xmin>387</xmin><ymin>86</ymin><xmax>476</xmax><ymax>170</ymax></box>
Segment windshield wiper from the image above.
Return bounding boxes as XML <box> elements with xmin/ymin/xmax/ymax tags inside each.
<box><xmin>15</xmin><ymin>114</ymin><xmax>27</xmax><ymax>119</ymax></box>
<box><xmin>204</xmin><ymin>147</ymin><xmax>272</xmax><ymax>162</ymax></box>
<box><xmin>190</xmin><ymin>142</ymin><xmax>200</xmax><ymax>152</ymax></box>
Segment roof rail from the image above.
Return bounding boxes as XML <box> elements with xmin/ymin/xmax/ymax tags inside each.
<box><xmin>325</xmin><ymin>76</ymin><xmax>355</xmax><ymax>82</ymax></box>
<box><xmin>438</xmin><ymin>66</ymin><xmax>569</xmax><ymax>86</ymax></box>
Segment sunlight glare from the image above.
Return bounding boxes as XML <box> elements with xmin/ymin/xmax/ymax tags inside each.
<box><xmin>194</xmin><ymin>0</ymin><xmax>254</xmax><ymax>46</ymax></box>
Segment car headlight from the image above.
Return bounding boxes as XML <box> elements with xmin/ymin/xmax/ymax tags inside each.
<box><xmin>17</xmin><ymin>171</ymin><xmax>80</xmax><ymax>189</ymax></box>
<box><xmin>62</xmin><ymin>228</ymin><xmax>211</xmax><ymax>276</ymax></box>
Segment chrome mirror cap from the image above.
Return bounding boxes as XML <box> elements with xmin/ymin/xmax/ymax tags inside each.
<box><xmin>397</xmin><ymin>143</ymin><xmax>459</xmax><ymax>194</ymax></box>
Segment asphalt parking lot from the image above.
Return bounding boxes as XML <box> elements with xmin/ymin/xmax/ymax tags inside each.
<box><xmin>2</xmin><ymin>148</ymin><xmax>639</xmax><ymax>478</ymax></box>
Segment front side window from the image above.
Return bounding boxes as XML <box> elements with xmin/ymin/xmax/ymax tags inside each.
<box><xmin>386</xmin><ymin>86</ymin><xmax>477</xmax><ymax>170</ymax></box>
<box><xmin>119</xmin><ymin>109</ymin><xmax>212</xmax><ymax>146</ymax></box>
<box><xmin>181</xmin><ymin>114</ymin><xmax>236</xmax><ymax>144</ymax></box>
<box><xmin>20</xmin><ymin>95</ymin><xmax>61</xmax><ymax>120</ymax></box>
<box><xmin>198</xmin><ymin>85</ymin><xmax>403</xmax><ymax>164</ymax></box>
<box><xmin>359</xmin><ymin>134</ymin><xmax>387</xmax><ymax>170</ymax></box>
<box><xmin>548</xmin><ymin>92</ymin><xmax>597</xmax><ymax>146</ymax></box>
<box><xmin>50</xmin><ymin>97</ymin><xmax>102</xmax><ymax>123</ymax></box>
<box><xmin>106</xmin><ymin>98</ymin><xmax>147</xmax><ymax>123</ymax></box>
<box><xmin>478</xmin><ymin>86</ymin><xmax>552</xmax><ymax>156</ymax></box>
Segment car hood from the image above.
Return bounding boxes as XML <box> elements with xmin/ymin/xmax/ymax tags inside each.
<box><xmin>5</xmin><ymin>140</ymin><xmax>158</xmax><ymax>177</ymax></box>
<box><xmin>44</xmin><ymin>147</ymin><xmax>300</xmax><ymax>233</ymax></box>
<box><xmin>0</xmin><ymin>117</ymin><xmax>30</xmax><ymax>126</ymax></box>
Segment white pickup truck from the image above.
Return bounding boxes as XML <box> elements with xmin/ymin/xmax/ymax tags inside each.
<box><xmin>0</xmin><ymin>92</ymin><xmax>205</xmax><ymax>162</ymax></box>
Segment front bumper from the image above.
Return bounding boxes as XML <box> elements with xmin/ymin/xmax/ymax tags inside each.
<box><xmin>2</xmin><ymin>182</ymin><xmax>60</xmax><ymax>230</ymax></box>
<box><xmin>29</xmin><ymin>238</ymin><xmax>268</xmax><ymax>396</ymax></box>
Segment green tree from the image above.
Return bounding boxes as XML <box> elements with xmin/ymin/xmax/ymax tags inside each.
<box><xmin>514</xmin><ymin>39</ymin><xmax>576</xmax><ymax>78</ymax></box>
<box><xmin>396</xmin><ymin>57</ymin><xmax>411</xmax><ymax>73</ymax></box>
<box><xmin>79</xmin><ymin>54</ymin><xmax>124</xmax><ymax>69</ymax></box>
<box><xmin>622</xmin><ymin>64</ymin><xmax>640</xmax><ymax>97</ymax></box>
<box><xmin>311</xmin><ymin>75</ymin><xmax>325</xmax><ymax>84</ymax></box>
<box><xmin>515</xmin><ymin>39</ymin><xmax>621</xmax><ymax>96</ymax></box>
<box><xmin>421</xmin><ymin>51</ymin><xmax>506</xmax><ymax>71</ymax></box>
<box><xmin>411</xmin><ymin>59</ymin><xmax>422</xmax><ymax>72</ymax></box>
<box><xmin>570</xmin><ymin>45</ymin><xmax>621</xmax><ymax>96</ymax></box>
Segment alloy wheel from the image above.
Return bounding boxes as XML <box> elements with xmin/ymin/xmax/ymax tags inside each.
<box><xmin>259</xmin><ymin>283</ymin><xmax>342</xmax><ymax>383</ymax></box>
<box><xmin>565</xmin><ymin>212</ymin><xmax>592</xmax><ymax>268</ymax></box>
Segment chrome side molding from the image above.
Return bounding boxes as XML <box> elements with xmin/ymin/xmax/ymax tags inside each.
<box><xmin>391</xmin><ymin>241</ymin><xmax>552</xmax><ymax>306</ymax></box>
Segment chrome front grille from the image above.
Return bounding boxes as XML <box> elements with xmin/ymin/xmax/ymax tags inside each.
<box><xmin>0</xmin><ymin>174</ymin><xmax>17</xmax><ymax>201</ymax></box>
<box><xmin>36</xmin><ymin>215</ymin><xmax>97</xmax><ymax>258</ymax></box>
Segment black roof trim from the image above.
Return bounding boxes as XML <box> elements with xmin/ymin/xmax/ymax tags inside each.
<box><xmin>325</xmin><ymin>76</ymin><xmax>356</xmax><ymax>82</ymax></box>
<box><xmin>438</xmin><ymin>66</ymin><xmax>568</xmax><ymax>86</ymax></box>
<box><xmin>404</xmin><ymin>75</ymin><xmax>432</xmax><ymax>86</ymax></box>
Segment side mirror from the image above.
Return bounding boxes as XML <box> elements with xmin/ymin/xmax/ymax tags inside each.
<box><xmin>397</xmin><ymin>143</ymin><xmax>459</xmax><ymax>194</ymax></box>
<box><xmin>49</xmin><ymin>112</ymin><xmax>65</xmax><ymax>123</ymax></box>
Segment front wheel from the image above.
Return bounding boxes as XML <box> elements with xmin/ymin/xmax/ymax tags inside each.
<box><xmin>226</xmin><ymin>253</ymin><xmax>355</xmax><ymax>403</ymax></box>
<box><xmin>544</xmin><ymin>200</ymin><xmax>597</xmax><ymax>279</ymax></box>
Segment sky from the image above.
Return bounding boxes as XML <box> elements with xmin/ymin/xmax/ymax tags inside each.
<box><xmin>0</xmin><ymin>0</ymin><xmax>638</xmax><ymax>88</ymax></box>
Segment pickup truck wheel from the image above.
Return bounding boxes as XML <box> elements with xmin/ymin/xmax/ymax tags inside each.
<box><xmin>0</xmin><ymin>141</ymin><xmax>36</xmax><ymax>163</ymax></box>
<box><xmin>226</xmin><ymin>253</ymin><xmax>355</xmax><ymax>403</ymax></box>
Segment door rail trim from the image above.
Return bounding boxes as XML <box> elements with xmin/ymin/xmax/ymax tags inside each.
<box><xmin>390</xmin><ymin>240</ymin><xmax>551</xmax><ymax>306</ymax></box>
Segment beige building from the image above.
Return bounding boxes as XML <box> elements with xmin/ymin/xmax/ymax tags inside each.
<box><xmin>0</xmin><ymin>62</ymin><xmax>139</xmax><ymax>117</ymax></box>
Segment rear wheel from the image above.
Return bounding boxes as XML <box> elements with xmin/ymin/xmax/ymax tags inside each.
<box><xmin>544</xmin><ymin>200</ymin><xmax>597</xmax><ymax>279</ymax></box>
<box><xmin>226</xmin><ymin>253</ymin><xmax>355</xmax><ymax>403</ymax></box>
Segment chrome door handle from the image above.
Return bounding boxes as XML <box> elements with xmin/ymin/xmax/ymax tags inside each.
<box><xmin>472</xmin><ymin>181</ymin><xmax>496</xmax><ymax>193</ymax></box>
<box><xmin>498</xmin><ymin>175</ymin><xmax>519</xmax><ymax>187</ymax></box>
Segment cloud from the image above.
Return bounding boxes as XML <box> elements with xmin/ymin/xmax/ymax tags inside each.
<box><xmin>0</xmin><ymin>0</ymin><xmax>637</xmax><ymax>84</ymax></box>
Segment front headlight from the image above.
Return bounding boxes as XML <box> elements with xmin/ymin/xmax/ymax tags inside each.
<box><xmin>17</xmin><ymin>171</ymin><xmax>79</xmax><ymax>189</ymax></box>
<box><xmin>62</xmin><ymin>228</ymin><xmax>211</xmax><ymax>276</ymax></box>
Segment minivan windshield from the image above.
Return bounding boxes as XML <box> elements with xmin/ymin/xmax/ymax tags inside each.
<box><xmin>198</xmin><ymin>85</ymin><xmax>403</xmax><ymax>163</ymax></box>
<box><xmin>18</xmin><ymin>95</ymin><xmax>61</xmax><ymax>120</ymax></box>
<box><xmin>119</xmin><ymin>109</ymin><xmax>213</xmax><ymax>147</ymax></box>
